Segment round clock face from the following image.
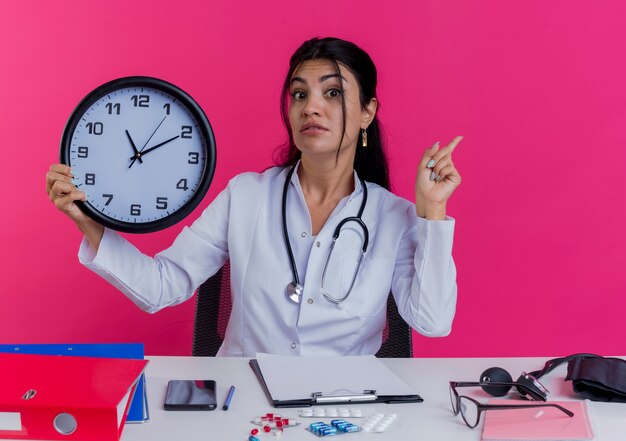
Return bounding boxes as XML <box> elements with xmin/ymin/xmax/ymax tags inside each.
<box><xmin>60</xmin><ymin>76</ymin><xmax>216</xmax><ymax>233</ymax></box>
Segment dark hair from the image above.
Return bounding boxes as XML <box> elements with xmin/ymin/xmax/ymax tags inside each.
<box><xmin>276</xmin><ymin>37</ymin><xmax>390</xmax><ymax>190</ymax></box>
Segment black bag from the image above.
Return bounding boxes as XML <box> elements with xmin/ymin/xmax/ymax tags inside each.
<box><xmin>528</xmin><ymin>353</ymin><xmax>626</xmax><ymax>403</ymax></box>
<box><xmin>565</xmin><ymin>356</ymin><xmax>626</xmax><ymax>403</ymax></box>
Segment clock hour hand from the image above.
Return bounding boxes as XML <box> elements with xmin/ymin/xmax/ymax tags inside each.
<box><xmin>125</xmin><ymin>130</ymin><xmax>143</xmax><ymax>168</ymax></box>
<box><xmin>129</xmin><ymin>135</ymin><xmax>180</xmax><ymax>162</ymax></box>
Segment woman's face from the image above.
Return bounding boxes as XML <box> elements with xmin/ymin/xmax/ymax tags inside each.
<box><xmin>288</xmin><ymin>59</ymin><xmax>376</xmax><ymax>159</ymax></box>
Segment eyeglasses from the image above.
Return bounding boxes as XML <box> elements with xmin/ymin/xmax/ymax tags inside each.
<box><xmin>449</xmin><ymin>381</ymin><xmax>574</xmax><ymax>429</ymax></box>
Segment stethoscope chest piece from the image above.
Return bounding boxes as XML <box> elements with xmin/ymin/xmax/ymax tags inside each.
<box><xmin>286</xmin><ymin>282</ymin><xmax>303</xmax><ymax>304</ymax></box>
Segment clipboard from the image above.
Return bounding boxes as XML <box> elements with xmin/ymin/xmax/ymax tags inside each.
<box><xmin>0</xmin><ymin>343</ymin><xmax>149</xmax><ymax>423</ymax></box>
<box><xmin>249</xmin><ymin>354</ymin><xmax>423</xmax><ymax>408</ymax></box>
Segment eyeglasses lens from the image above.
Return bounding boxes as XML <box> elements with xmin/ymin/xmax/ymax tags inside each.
<box><xmin>459</xmin><ymin>396</ymin><xmax>480</xmax><ymax>428</ymax></box>
<box><xmin>449</xmin><ymin>385</ymin><xmax>458</xmax><ymax>414</ymax></box>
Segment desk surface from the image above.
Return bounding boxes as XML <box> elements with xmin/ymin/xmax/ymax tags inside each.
<box><xmin>123</xmin><ymin>356</ymin><xmax>626</xmax><ymax>441</ymax></box>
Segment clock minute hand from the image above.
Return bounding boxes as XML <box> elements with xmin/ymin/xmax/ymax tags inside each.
<box><xmin>130</xmin><ymin>135</ymin><xmax>180</xmax><ymax>161</ymax></box>
<box><xmin>140</xmin><ymin>135</ymin><xmax>181</xmax><ymax>156</ymax></box>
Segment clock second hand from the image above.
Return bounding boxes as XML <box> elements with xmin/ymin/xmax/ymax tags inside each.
<box><xmin>129</xmin><ymin>115</ymin><xmax>167</xmax><ymax>168</ymax></box>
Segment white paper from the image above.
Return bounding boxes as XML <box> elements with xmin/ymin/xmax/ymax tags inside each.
<box><xmin>117</xmin><ymin>388</ymin><xmax>133</xmax><ymax>427</ymax></box>
<box><xmin>0</xmin><ymin>412</ymin><xmax>21</xmax><ymax>431</ymax></box>
<box><xmin>256</xmin><ymin>353</ymin><xmax>419</xmax><ymax>402</ymax></box>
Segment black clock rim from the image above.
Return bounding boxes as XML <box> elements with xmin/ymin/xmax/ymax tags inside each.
<box><xmin>60</xmin><ymin>76</ymin><xmax>216</xmax><ymax>234</ymax></box>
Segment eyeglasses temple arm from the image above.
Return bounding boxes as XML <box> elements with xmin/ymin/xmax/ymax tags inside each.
<box><xmin>479</xmin><ymin>403</ymin><xmax>574</xmax><ymax>417</ymax></box>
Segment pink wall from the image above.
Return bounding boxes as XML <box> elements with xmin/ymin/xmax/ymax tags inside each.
<box><xmin>1</xmin><ymin>1</ymin><xmax>625</xmax><ymax>357</ymax></box>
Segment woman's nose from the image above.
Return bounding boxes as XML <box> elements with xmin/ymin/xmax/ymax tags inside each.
<box><xmin>303</xmin><ymin>93</ymin><xmax>323</xmax><ymax>116</ymax></box>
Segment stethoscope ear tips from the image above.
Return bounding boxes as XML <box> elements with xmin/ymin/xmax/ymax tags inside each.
<box><xmin>480</xmin><ymin>367</ymin><xmax>513</xmax><ymax>397</ymax></box>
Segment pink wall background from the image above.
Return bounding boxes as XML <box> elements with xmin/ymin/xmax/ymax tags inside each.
<box><xmin>1</xmin><ymin>1</ymin><xmax>625</xmax><ymax>357</ymax></box>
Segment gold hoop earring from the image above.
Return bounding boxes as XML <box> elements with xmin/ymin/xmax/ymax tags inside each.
<box><xmin>361</xmin><ymin>128</ymin><xmax>367</xmax><ymax>147</ymax></box>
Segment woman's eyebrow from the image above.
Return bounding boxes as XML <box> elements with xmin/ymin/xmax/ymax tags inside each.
<box><xmin>319</xmin><ymin>73</ymin><xmax>346</xmax><ymax>82</ymax></box>
<box><xmin>290</xmin><ymin>73</ymin><xmax>347</xmax><ymax>85</ymax></box>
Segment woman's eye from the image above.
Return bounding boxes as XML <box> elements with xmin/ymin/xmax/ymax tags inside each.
<box><xmin>326</xmin><ymin>88</ymin><xmax>343</xmax><ymax>98</ymax></box>
<box><xmin>291</xmin><ymin>91</ymin><xmax>306</xmax><ymax>100</ymax></box>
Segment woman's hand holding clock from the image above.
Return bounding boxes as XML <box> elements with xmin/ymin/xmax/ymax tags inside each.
<box><xmin>46</xmin><ymin>164</ymin><xmax>105</xmax><ymax>249</ymax></box>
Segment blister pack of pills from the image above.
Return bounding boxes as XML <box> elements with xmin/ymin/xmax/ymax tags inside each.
<box><xmin>360</xmin><ymin>413</ymin><xmax>397</xmax><ymax>432</ymax></box>
<box><xmin>305</xmin><ymin>419</ymin><xmax>361</xmax><ymax>437</ymax></box>
<box><xmin>251</xmin><ymin>413</ymin><xmax>299</xmax><ymax>428</ymax></box>
<box><xmin>250</xmin><ymin>413</ymin><xmax>299</xmax><ymax>438</ymax></box>
<box><xmin>299</xmin><ymin>407</ymin><xmax>363</xmax><ymax>418</ymax></box>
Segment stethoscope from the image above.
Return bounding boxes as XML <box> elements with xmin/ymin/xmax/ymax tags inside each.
<box><xmin>282</xmin><ymin>165</ymin><xmax>369</xmax><ymax>305</ymax></box>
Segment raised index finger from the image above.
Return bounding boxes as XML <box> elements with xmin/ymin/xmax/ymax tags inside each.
<box><xmin>446</xmin><ymin>135</ymin><xmax>464</xmax><ymax>154</ymax></box>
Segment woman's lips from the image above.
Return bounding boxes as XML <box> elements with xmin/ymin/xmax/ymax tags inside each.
<box><xmin>300</xmin><ymin>123</ymin><xmax>328</xmax><ymax>135</ymax></box>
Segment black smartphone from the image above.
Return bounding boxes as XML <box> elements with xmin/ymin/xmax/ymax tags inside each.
<box><xmin>164</xmin><ymin>380</ymin><xmax>217</xmax><ymax>411</ymax></box>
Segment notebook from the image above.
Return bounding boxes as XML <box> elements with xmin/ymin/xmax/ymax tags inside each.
<box><xmin>481</xmin><ymin>399</ymin><xmax>594</xmax><ymax>441</ymax></box>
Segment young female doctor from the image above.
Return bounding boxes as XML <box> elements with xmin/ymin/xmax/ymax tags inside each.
<box><xmin>46</xmin><ymin>37</ymin><xmax>463</xmax><ymax>357</ymax></box>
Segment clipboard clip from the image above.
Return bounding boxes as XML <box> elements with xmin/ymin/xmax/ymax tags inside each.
<box><xmin>312</xmin><ymin>390</ymin><xmax>378</xmax><ymax>403</ymax></box>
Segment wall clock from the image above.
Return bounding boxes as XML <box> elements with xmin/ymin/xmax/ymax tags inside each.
<box><xmin>60</xmin><ymin>76</ymin><xmax>216</xmax><ymax>233</ymax></box>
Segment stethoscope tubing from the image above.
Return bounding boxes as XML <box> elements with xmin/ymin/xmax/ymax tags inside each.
<box><xmin>282</xmin><ymin>164</ymin><xmax>369</xmax><ymax>304</ymax></box>
<box><xmin>282</xmin><ymin>165</ymin><xmax>301</xmax><ymax>288</ymax></box>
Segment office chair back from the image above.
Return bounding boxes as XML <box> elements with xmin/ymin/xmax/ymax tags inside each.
<box><xmin>375</xmin><ymin>294</ymin><xmax>414</xmax><ymax>358</ymax></box>
<box><xmin>192</xmin><ymin>262</ymin><xmax>232</xmax><ymax>357</ymax></box>
<box><xmin>192</xmin><ymin>261</ymin><xmax>413</xmax><ymax>357</ymax></box>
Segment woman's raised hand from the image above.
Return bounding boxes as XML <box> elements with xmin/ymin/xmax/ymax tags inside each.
<box><xmin>415</xmin><ymin>136</ymin><xmax>463</xmax><ymax>220</ymax></box>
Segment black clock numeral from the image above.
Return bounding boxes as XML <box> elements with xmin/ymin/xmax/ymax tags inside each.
<box><xmin>181</xmin><ymin>125</ymin><xmax>193</xmax><ymax>139</ymax></box>
<box><xmin>86</xmin><ymin>122</ymin><xmax>103</xmax><ymax>135</ymax></box>
<box><xmin>130</xmin><ymin>204</ymin><xmax>141</xmax><ymax>216</ymax></box>
<box><xmin>77</xmin><ymin>146</ymin><xmax>89</xmax><ymax>158</ymax></box>
<box><xmin>102</xmin><ymin>194</ymin><xmax>113</xmax><ymax>206</ymax></box>
<box><xmin>188</xmin><ymin>152</ymin><xmax>199</xmax><ymax>164</ymax></box>
<box><xmin>105</xmin><ymin>102</ymin><xmax>121</xmax><ymax>115</ymax></box>
<box><xmin>131</xmin><ymin>95</ymin><xmax>150</xmax><ymax>108</ymax></box>
<box><xmin>156</xmin><ymin>197</ymin><xmax>168</xmax><ymax>210</ymax></box>
<box><xmin>163</xmin><ymin>103</ymin><xmax>171</xmax><ymax>115</ymax></box>
<box><xmin>176</xmin><ymin>178</ymin><xmax>189</xmax><ymax>191</ymax></box>
<box><xmin>85</xmin><ymin>173</ymin><xmax>96</xmax><ymax>185</ymax></box>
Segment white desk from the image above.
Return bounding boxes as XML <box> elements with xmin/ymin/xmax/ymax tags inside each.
<box><xmin>123</xmin><ymin>356</ymin><xmax>626</xmax><ymax>441</ymax></box>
